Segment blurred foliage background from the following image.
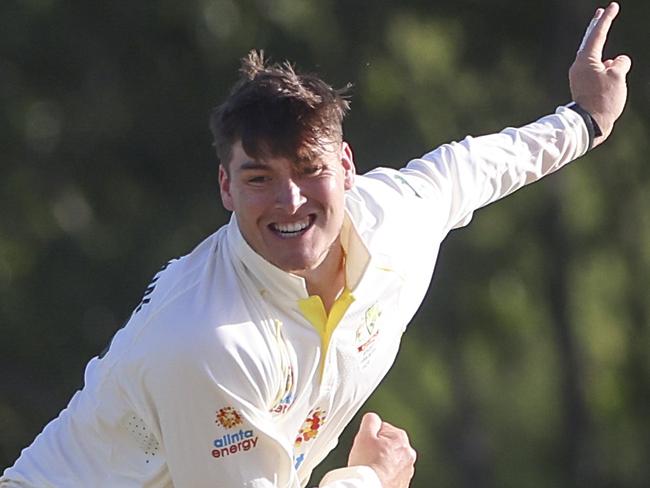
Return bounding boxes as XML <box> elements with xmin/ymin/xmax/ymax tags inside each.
<box><xmin>1</xmin><ymin>0</ymin><xmax>648</xmax><ymax>486</ymax></box>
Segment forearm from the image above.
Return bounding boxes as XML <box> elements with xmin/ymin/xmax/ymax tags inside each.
<box><xmin>400</xmin><ymin>105</ymin><xmax>590</xmax><ymax>231</ymax></box>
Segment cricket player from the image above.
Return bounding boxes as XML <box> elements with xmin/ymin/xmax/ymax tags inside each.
<box><xmin>1</xmin><ymin>3</ymin><xmax>630</xmax><ymax>487</ymax></box>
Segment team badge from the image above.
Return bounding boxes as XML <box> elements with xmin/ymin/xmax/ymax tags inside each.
<box><xmin>354</xmin><ymin>303</ymin><xmax>382</xmax><ymax>367</ymax></box>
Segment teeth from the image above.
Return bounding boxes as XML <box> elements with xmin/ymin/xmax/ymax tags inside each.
<box><xmin>274</xmin><ymin>218</ymin><xmax>310</xmax><ymax>233</ymax></box>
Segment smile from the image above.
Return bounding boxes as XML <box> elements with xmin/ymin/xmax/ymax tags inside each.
<box><xmin>269</xmin><ymin>216</ymin><xmax>315</xmax><ymax>237</ymax></box>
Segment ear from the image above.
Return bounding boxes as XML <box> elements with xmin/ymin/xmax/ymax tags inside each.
<box><xmin>218</xmin><ymin>164</ymin><xmax>234</xmax><ymax>211</ymax></box>
<box><xmin>341</xmin><ymin>141</ymin><xmax>356</xmax><ymax>190</ymax></box>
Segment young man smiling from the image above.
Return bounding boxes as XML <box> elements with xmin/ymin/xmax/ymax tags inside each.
<box><xmin>218</xmin><ymin>139</ymin><xmax>356</xmax><ymax>310</ymax></box>
<box><xmin>2</xmin><ymin>3</ymin><xmax>631</xmax><ymax>488</ymax></box>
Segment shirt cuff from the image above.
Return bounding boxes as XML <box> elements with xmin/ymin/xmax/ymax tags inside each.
<box><xmin>318</xmin><ymin>465</ymin><xmax>382</xmax><ymax>488</ymax></box>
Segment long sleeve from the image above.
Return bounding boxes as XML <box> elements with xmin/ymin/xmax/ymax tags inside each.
<box><xmin>318</xmin><ymin>466</ymin><xmax>382</xmax><ymax>487</ymax></box>
<box><xmin>364</xmin><ymin>106</ymin><xmax>590</xmax><ymax>234</ymax></box>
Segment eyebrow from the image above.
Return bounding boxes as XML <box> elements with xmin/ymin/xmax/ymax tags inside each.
<box><xmin>237</xmin><ymin>160</ymin><xmax>269</xmax><ymax>172</ymax></box>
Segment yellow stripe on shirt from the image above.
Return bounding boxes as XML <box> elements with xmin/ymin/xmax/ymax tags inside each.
<box><xmin>298</xmin><ymin>288</ymin><xmax>355</xmax><ymax>380</ymax></box>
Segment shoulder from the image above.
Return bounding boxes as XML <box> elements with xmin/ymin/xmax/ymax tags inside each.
<box><xmin>346</xmin><ymin>168</ymin><xmax>439</xmax><ymax>231</ymax></box>
<box><xmin>134</xmin><ymin>229</ymin><xmax>225</xmax><ymax>315</ymax></box>
<box><xmin>118</xmin><ymin>226</ymin><xmax>273</xmax><ymax>381</ymax></box>
<box><xmin>100</xmin><ymin>228</ymin><xmax>232</xmax><ymax>366</ymax></box>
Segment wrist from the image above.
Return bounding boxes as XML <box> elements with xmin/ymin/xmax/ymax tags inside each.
<box><xmin>567</xmin><ymin>102</ymin><xmax>603</xmax><ymax>150</ymax></box>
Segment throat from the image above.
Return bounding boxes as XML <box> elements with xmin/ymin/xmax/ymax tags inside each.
<box><xmin>304</xmin><ymin>247</ymin><xmax>346</xmax><ymax>313</ymax></box>
<box><xmin>306</xmin><ymin>271</ymin><xmax>345</xmax><ymax>313</ymax></box>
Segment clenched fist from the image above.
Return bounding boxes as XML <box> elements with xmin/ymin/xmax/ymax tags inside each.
<box><xmin>347</xmin><ymin>413</ymin><xmax>417</xmax><ymax>488</ymax></box>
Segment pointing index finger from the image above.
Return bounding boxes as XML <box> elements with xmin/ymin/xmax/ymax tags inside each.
<box><xmin>577</xmin><ymin>2</ymin><xmax>620</xmax><ymax>60</ymax></box>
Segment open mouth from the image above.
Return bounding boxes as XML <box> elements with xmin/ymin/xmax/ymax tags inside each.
<box><xmin>269</xmin><ymin>215</ymin><xmax>315</xmax><ymax>238</ymax></box>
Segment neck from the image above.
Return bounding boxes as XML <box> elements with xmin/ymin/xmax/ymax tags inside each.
<box><xmin>301</xmin><ymin>243</ymin><xmax>346</xmax><ymax>313</ymax></box>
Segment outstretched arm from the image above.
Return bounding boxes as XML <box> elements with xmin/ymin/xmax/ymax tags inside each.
<box><xmin>370</xmin><ymin>3</ymin><xmax>632</xmax><ymax>234</ymax></box>
<box><xmin>569</xmin><ymin>2</ymin><xmax>632</xmax><ymax>147</ymax></box>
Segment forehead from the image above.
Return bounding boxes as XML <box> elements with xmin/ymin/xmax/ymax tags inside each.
<box><xmin>229</xmin><ymin>139</ymin><xmax>341</xmax><ymax>171</ymax></box>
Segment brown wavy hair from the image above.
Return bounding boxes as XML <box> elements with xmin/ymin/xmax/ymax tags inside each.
<box><xmin>210</xmin><ymin>50</ymin><xmax>351</xmax><ymax>171</ymax></box>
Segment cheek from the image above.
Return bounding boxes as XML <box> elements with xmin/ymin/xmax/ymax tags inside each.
<box><xmin>234</xmin><ymin>191</ymin><xmax>273</xmax><ymax>219</ymax></box>
<box><xmin>311</xmin><ymin>178</ymin><xmax>344</xmax><ymax>203</ymax></box>
<box><xmin>312</xmin><ymin>188</ymin><xmax>346</xmax><ymax>229</ymax></box>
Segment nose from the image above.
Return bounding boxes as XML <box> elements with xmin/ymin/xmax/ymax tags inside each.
<box><xmin>274</xmin><ymin>178</ymin><xmax>306</xmax><ymax>213</ymax></box>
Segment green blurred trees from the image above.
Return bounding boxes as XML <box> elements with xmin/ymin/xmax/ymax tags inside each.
<box><xmin>1</xmin><ymin>1</ymin><xmax>648</xmax><ymax>486</ymax></box>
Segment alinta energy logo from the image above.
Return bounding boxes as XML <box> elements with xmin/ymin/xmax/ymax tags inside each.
<box><xmin>211</xmin><ymin>407</ymin><xmax>259</xmax><ymax>460</ymax></box>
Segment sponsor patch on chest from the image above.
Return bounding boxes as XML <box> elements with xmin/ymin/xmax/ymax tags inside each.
<box><xmin>211</xmin><ymin>407</ymin><xmax>259</xmax><ymax>459</ymax></box>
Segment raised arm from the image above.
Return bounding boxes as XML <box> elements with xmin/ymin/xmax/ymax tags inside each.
<box><xmin>363</xmin><ymin>3</ymin><xmax>632</xmax><ymax>234</ymax></box>
<box><xmin>569</xmin><ymin>2</ymin><xmax>631</xmax><ymax>147</ymax></box>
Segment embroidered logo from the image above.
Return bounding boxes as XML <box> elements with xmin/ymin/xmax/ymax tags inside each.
<box><xmin>272</xmin><ymin>391</ymin><xmax>294</xmax><ymax>415</ymax></box>
<box><xmin>294</xmin><ymin>452</ymin><xmax>306</xmax><ymax>470</ymax></box>
<box><xmin>355</xmin><ymin>304</ymin><xmax>381</xmax><ymax>367</ymax></box>
<box><xmin>295</xmin><ymin>408</ymin><xmax>326</xmax><ymax>446</ymax></box>
<box><xmin>356</xmin><ymin>304</ymin><xmax>380</xmax><ymax>345</ymax></box>
<box><xmin>293</xmin><ymin>407</ymin><xmax>327</xmax><ymax>470</ymax></box>
<box><xmin>271</xmin><ymin>365</ymin><xmax>295</xmax><ymax>415</ymax></box>
<box><xmin>394</xmin><ymin>174</ymin><xmax>423</xmax><ymax>198</ymax></box>
<box><xmin>216</xmin><ymin>407</ymin><xmax>243</xmax><ymax>428</ymax></box>
<box><xmin>212</xmin><ymin>407</ymin><xmax>258</xmax><ymax>459</ymax></box>
<box><xmin>270</xmin><ymin>319</ymin><xmax>296</xmax><ymax>416</ymax></box>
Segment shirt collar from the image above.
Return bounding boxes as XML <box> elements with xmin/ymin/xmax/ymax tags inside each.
<box><xmin>225</xmin><ymin>210</ymin><xmax>371</xmax><ymax>302</ymax></box>
<box><xmin>339</xmin><ymin>210</ymin><xmax>370</xmax><ymax>291</ymax></box>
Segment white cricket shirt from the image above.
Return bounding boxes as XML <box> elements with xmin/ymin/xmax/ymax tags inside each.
<box><xmin>1</xmin><ymin>107</ymin><xmax>589</xmax><ymax>487</ymax></box>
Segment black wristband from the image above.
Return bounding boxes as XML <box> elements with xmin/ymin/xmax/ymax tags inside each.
<box><xmin>567</xmin><ymin>102</ymin><xmax>603</xmax><ymax>150</ymax></box>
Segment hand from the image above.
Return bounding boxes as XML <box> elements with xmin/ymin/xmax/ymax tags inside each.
<box><xmin>569</xmin><ymin>2</ymin><xmax>631</xmax><ymax>147</ymax></box>
<box><xmin>347</xmin><ymin>412</ymin><xmax>417</xmax><ymax>488</ymax></box>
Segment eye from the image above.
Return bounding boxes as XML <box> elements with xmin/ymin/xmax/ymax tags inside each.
<box><xmin>247</xmin><ymin>175</ymin><xmax>270</xmax><ymax>184</ymax></box>
<box><xmin>300</xmin><ymin>165</ymin><xmax>324</xmax><ymax>176</ymax></box>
